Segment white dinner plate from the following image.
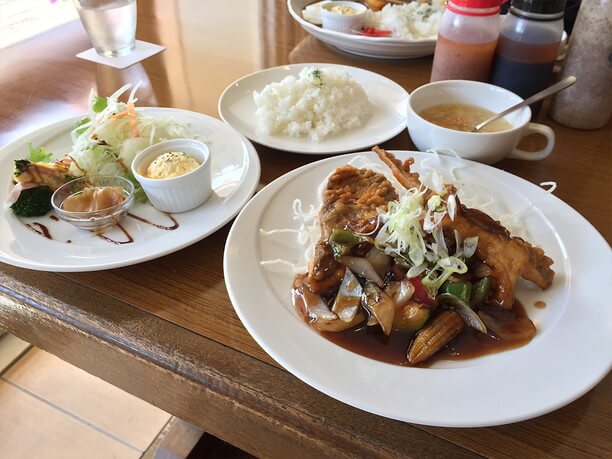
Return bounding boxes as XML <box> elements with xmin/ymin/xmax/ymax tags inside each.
<box><xmin>218</xmin><ymin>63</ymin><xmax>408</xmax><ymax>155</ymax></box>
<box><xmin>224</xmin><ymin>150</ymin><xmax>612</xmax><ymax>427</ymax></box>
<box><xmin>0</xmin><ymin>108</ymin><xmax>260</xmax><ymax>272</ymax></box>
<box><xmin>288</xmin><ymin>0</ymin><xmax>437</xmax><ymax>59</ymax></box>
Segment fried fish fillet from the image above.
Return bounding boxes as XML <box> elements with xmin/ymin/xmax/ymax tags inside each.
<box><xmin>443</xmin><ymin>202</ymin><xmax>554</xmax><ymax>308</ymax></box>
<box><xmin>374</xmin><ymin>147</ymin><xmax>555</xmax><ymax>309</ymax></box>
<box><xmin>306</xmin><ymin>165</ymin><xmax>398</xmax><ymax>295</ymax></box>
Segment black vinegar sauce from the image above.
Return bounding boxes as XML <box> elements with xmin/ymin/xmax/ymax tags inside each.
<box><xmin>23</xmin><ymin>213</ymin><xmax>179</xmax><ymax>245</ymax></box>
<box><xmin>293</xmin><ymin>275</ymin><xmax>535</xmax><ymax>368</ymax></box>
<box><xmin>98</xmin><ymin>213</ymin><xmax>179</xmax><ymax>244</ymax></box>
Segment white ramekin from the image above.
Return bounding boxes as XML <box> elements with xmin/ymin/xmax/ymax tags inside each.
<box><xmin>320</xmin><ymin>1</ymin><xmax>366</xmax><ymax>34</ymax></box>
<box><xmin>131</xmin><ymin>139</ymin><xmax>212</xmax><ymax>213</ymax></box>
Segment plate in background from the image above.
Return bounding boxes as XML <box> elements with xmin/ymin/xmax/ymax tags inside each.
<box><xmin>287</xmin><ymin>0</ymin><xmax>437</xmax><ymax>59</ymax></box>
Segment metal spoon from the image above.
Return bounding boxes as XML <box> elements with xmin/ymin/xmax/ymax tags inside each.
<box><xmin>471</xmin><ymin>76</ymin><xmax>577</xmax><ymax>132</ymax></box>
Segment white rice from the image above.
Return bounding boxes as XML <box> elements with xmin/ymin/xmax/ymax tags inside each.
<box><xmin>364</xmin><ymin>1</ymin><xmax>445</xmax><ymax>40</ymax></box>
<box><xmin>253</xmin><ymin>67</ymin><xmax>371</xmax><ymax>141</ymax></box>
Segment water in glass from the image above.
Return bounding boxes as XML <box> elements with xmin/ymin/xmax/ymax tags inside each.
<box><xmin>75</xmin><ymin>0</ymin><xmax>137</xmax><ymax>57</ymax></box>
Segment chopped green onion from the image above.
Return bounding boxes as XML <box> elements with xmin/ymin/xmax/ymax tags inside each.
<box><xmin>421</xmin><ymin>256</ymin><xmax>468</xmax><ymax>296</ymax></box>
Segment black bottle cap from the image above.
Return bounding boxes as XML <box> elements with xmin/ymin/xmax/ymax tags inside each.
<box><xmin>511</xmin><ymin>0</ymin><xmax>567</xmax><ymax>15</ymax></box>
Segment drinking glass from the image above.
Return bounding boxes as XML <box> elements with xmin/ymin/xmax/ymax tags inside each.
<box><xmin>74</xmin><ymin>0</ymin><xmax>137</xmax><ymax>57</ymax></box>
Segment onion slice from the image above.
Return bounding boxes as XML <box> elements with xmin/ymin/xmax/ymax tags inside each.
<box><xmin>6</xmin><ymin>182</ymin><xmax>39</xmax><ymax>207</ymax></box>
<box><xmin>339</xmin><ymin>256</ymin><xmax>384</xmax><ymax>287</ymax></box>
<box><xmin>332</xmin><ymin>269</ymin><xmax>363</xmax><ymax>323</ymax></box>
<box><xmin>362</xmin><ymin>282</ymin><xmax>395</xmax><ymax>335</ymax></box>
<box><xmin>478</xmin><ymin>311</ymin><xmax>536</xmax><ymax>342</ymax></box>
<box><xmin>385</xmin><ymin>280</ymin><xmax>415</xmax><ymax>308</ymax></box>
<box><xmin>365</xmin><ymin>247</ymin><xmax>390</xmax><ymax>278</ymax></box>
<box><xmin>437</xmin><ymin>293</ymin><xmax>487</xmax><ymax>333</ymax></box>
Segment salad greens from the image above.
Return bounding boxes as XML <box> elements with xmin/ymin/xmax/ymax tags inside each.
<box><xmin>27</xmin><ymin>143</ymin><xmax>53</xmax><ymax>163</ymax></box>
<box><xmin>68</xmin><ymin>83</ymin><xmax>193</xmax><ymax>202</ymax></box>
<box><xmin>91</xmin><ymin>95</ymin><xmax>108</xmax><ymax>113</ymax></box>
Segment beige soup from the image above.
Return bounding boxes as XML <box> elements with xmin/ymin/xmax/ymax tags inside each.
<box><xmin>419</xmin><ymin>103</ymin><xmax>513</xmax><ymax>133</ymax></box>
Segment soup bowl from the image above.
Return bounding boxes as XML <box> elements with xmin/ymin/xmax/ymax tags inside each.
<box><xmin>406</xmin><ymin>80</ymin><xmax>555</xmax><ymax>164</ymax></box>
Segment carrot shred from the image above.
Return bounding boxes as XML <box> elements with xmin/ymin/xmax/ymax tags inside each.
<box><xmin>109</xmin><ymin>111</ymin><xmax>129</xmax><ymax>119</ymax></box>
<box><xmin>127</xmin><ymin>102</ymin><xmax>139</xmax><ymax>137</ymax></box>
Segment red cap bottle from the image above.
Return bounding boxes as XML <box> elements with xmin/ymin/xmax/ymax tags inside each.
<box><xmin>431</xmin><ymin>0</ymin><xmax>502</xmax><ymax>82</ymax></box>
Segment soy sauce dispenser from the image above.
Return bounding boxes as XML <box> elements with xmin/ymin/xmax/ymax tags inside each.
<box><xmin>489</xmin><ymin>0</ymin><xmax>566</xmax><ymax>115</ymax></box>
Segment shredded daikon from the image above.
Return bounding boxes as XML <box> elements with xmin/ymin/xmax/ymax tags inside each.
<box><xmin>69</xmin><ymin>83</ymin><xmax>196</xmax><ymax>202</ymax></box>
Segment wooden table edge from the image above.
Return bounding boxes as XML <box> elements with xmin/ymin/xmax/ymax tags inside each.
<box><xmin>0</xmin><ymin>266</ymin><xmax>483</xmax><ymax>458</ymax></box>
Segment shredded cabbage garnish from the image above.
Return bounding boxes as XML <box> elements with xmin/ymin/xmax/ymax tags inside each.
<box><xmin>258</xmin><ymin>199</ymin><xmax>320</xmax><ymax>274</ymax></box>
<box><xmin>69</xmin><ymin>83</ymin><xmax>195</xmax><ymax>202</ymax></box>
<box><xmin>365</xmin><ymin>154</ymin><xmax>477</xmax><ymax>297</ymax></box>
<box><xmin>257</xmin><ymin>152</ymin><xmax>559</xmax><ymax>302</ymax></box>
<box><xmin>373</xmin><ymin>178</ymin><xmax>467</xmax><ymax>297</ymax></box>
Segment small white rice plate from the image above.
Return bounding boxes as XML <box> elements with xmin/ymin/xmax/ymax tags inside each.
<box><xmin>253</xmin><ymin>67</ymin><xmax>371</xmax><ymax>141</ymax></box>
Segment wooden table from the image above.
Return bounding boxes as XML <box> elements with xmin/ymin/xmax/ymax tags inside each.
<box><xmin>1</xmin><ymin>1</ymin><xmax>610</xmax><ymax>457</ymax></box>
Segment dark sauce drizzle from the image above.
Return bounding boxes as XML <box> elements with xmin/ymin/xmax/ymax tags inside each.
<box><xmin>127</xmin><ymin>212</ymin><xmax>179</xmax><ymax>230</ymax></box>
<box><xmin>22</xmin><ymin>212</ymin><xmax>179</xmax><ymax>246</ymax></box>
<box><xmin>25</xmin><ymin>222</ymin><xmax>52</xmax><ymax>239</ymax></box>
<box><xmin>97</xmin><ymin>223</ymin><xmax>134</xmax><ymax>245</ymax></box>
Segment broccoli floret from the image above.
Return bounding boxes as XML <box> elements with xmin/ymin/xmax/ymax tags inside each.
<box><xmin>14</xmin><ymin>159</ymin><xmax>31</xmax><ymax>176</ymax></box>
<box><xmin>10</xmin><ymin>186</ymin><xmax>53</xmax><ymax>217</ymax></box>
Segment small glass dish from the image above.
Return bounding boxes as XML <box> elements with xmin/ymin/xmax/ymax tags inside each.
<box><xmin>51</xmin><ymin>176</ymin><xmax>134</xmax><ymax>231</ymax></box>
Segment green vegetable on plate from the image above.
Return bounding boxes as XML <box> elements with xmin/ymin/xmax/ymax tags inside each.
<box><xmin>328</xmin><ymin>228</ymin><xmax>365</xmax><ymax>258</ymax></box>
<box><xmin>92</xmin><ymin>95</ymin><xmax>108</xmax><ymax>113</ymax></box>
<box><xmin>440</xmin><ymin>281</ymin><xmax>472</xmax><ymax>305</ymax></box>
<box><xmin>27</xmin><ymin>143</ymin><xmax>53</xmax><ymax>163</ymax></box>
<box><xmin>471</xmin><ymin>277</ymin><xmax>491</xmax><ymax>306</ymax></box>
<box><xmin>10</xmin><ymin>186</ymin><xmax>53</xmax><ymax>217</ymax></box>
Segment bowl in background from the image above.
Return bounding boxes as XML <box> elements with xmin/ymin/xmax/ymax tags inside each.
<box><xmin>320</xmin><ymin>1</ymin><xmax>367</xmax><ymax>34</ymax></box>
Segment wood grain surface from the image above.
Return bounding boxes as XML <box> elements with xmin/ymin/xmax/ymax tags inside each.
<box><xmin>0</xmin><ymin>1</ymin><xmax>610</xmax><ymax>457</ymax></box>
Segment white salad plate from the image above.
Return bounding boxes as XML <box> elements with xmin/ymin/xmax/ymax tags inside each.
<box><xmin>0</xmin><ymin>108</ymin><xmax>260</xmax><ymax>272</ymax></box>
<box><xmin>224</xmin><ymin>150</ymin><xmax>612</xmax><ymax>427</ymax></box>
<box><xmin>218</xmin><ymin>63</ymin><xmax>408</xmax><ymax>155</ymax></box>
<box><xmin>288</xmin><ymin>0</ymin><xmax>437</xmax><ymax>59</ymax></box>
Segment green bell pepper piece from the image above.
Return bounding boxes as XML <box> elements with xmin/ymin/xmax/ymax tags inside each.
<box><xmin>439</xmin><ymin>281</ymin><xmax>472</xmax><ymax>304</ymax></box>
<box><xmin>471</xmin><ymin>277</ymin><xmax>491</xmax><ymax>306</ymax></box>
<box><xmin>328</xmin><ymin>228</ymin><xmax>363</xmax><ymax>258</ymax></box>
